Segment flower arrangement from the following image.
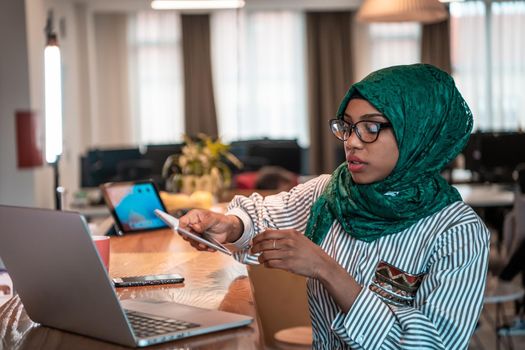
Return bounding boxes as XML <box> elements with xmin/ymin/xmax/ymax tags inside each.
<box><xmin>162</xmin><ymin>134</ymin><xmax>242</xmax><ymax>197</ymax></box>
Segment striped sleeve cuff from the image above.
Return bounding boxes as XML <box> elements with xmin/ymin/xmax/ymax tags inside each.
<box><xmin>331</xmin><ymin>286</ymin><xmax>395</xmax><ymax>349</ymax></box>
<box><xmin>225</xmin><ymin>208</ymin><xmax>254</xmax><ymax>250</ymax></box>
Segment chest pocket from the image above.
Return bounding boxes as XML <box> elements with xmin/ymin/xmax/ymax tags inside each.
<box><xmin>369</xmin><ymin>261</ymin><xmax>425</xmax><ymax>307</ymax></box>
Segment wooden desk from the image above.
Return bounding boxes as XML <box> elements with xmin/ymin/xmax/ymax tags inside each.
<box><xmin>454</xmin><ymin>184</ymin><xmax>514</xmax><ymax>208</ymax></box>
<box><xmin>454</xmin><ymin>184</ymin><xmax>514</xmax><ymax>249</ymax></box>
<box><xmin>0</xmin><ymin>229</ymin><xmax>262</xmax><ymax>349</ymax></box>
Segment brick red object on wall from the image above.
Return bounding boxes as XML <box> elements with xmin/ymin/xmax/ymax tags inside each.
<box><xmin>15</xmin><ymin>110</ymin><xmax>43</xmax><ymax>168</ymax></box>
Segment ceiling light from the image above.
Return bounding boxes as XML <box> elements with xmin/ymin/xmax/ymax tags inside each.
<box><xmin>151</xmin><ymin>0</ymin><xmax>246</xmax><ymax>10</ymax></box>
<box><xmin>357</xmin><ymin>0</ymin><xmax>449</xmax><ymax>24</ymax></box>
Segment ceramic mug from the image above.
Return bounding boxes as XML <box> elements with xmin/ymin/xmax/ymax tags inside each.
<box><xmin>92</xmin><ymin>235</ymin><xmax>110</xmax><ymax>271</ymax></box>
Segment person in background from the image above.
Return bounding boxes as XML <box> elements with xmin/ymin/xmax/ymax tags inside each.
<box><xmin>498</xmin><ymin>240</ymin><xmax>525</xmax><ymax>336</ymax></box>
<box><xmin>498</xmin><ymin>165</ymin><xmax>525</xmax><ymax>336</ymax></box>
<box><xmin>179</xmin><ymin>64</ymin><xmax>490</xmax><ymax>349</ymax></box>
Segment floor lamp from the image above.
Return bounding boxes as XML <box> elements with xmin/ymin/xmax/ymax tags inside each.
<box><xmin>44</xmin><ymin>10</ymin><xmax>63</xmax><ymax>210</ymax></box>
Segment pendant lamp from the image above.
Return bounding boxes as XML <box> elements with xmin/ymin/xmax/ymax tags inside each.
<box><xmin>356</xmin><ymin>0</ymin><xmax>448</xmax><ymax>24</ymax></box>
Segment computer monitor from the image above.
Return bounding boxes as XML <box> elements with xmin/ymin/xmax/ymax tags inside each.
<box><xmin>80</xmin><ymin>145</ymin><xmax>183</xmax><ymax>189</ymax></box>
<box><xmin>229</xmin><ymin>139</ymin><xmax>304</xmax><ymax>174</ymax></box>
<box><xmin>80</xmin><ymin>148</ymin><xmax>142</xmax><ymax>188</ymax></box>
<box><xmin>463</xmin><ymin>132</ymin><xmax>525</xmax><ymax>183</ymax></box>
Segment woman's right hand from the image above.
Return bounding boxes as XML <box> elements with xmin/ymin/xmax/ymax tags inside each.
<box><xmin>178</xmin><ymin>209</ymin><xmax>243</xmax><ymax>252</ymax></box>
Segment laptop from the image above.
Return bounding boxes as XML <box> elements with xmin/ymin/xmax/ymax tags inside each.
<box><xmin>0</xmin><ymin>205</ymin><xmax>252</xmax><ymax>347</ymax></box>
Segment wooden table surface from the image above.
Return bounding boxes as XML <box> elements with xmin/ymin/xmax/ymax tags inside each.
<box><xmin>0</xmin><ymin>229</ymin><xmax>262</xmax><ymax>349</ymax></box>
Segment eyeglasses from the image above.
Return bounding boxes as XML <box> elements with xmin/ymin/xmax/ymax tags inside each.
<box><xmin>329</xmin><ymin>118</ymin><xmax>392</xmax><ymax>143</ymax></box>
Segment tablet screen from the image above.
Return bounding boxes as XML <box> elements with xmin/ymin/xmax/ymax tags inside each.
<box><xmin>102</xmin><ymin>181</ymin><xmax>168</xmax><ymax>233</ymax></box>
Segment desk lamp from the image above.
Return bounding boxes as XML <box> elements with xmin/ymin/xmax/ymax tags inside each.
<box><xmin>44</xmin><ymin>10</ymin><xmax>63</xmax><ymax>210</ymax></box>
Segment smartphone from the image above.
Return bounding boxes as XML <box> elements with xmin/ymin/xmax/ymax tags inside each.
<box><xmin>112</xmin><ymin>273</ymin><xmax>184</xmax><ymax>287</ymax></box>
<box><xmin>154</xmin><ymin>209</ymin><xmax>232</xmax><ymax>256</ymax></box>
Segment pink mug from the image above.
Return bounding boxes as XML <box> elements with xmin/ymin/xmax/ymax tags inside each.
<box><xmin>92</xmin><ymin>235</ymin><xmax>110</xmax><ymax>271</ymax></box>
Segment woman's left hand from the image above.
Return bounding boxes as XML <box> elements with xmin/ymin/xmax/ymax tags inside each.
<box><xmin>250</xmin><ymin>229</ymin><xmax>332</xmax><ymax>279</ymax></box>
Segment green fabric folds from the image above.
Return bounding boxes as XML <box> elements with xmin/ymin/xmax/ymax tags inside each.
<box><xmin>305</xmin><ymin>64</ymin><xmax>473</xmax><ymax>244</ymax></box>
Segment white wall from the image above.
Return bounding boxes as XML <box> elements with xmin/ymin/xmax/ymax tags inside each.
<box><xmin>22</xmin><ymin>0</ymin><xmax>91</xmax><ymax>209</ymax></box>
<box><xmin>0</xmin><ymin>0</ymin><xmax>77</xmax><ymax>209</ymax></box>
<box><xmin>0</xmin><ymin>0</ymin><xmax>35</xmax><ymax>206</ymax></box>
<box><xmin>23</xmin><ymin>0</ymin><xmax>140</xmax><ymax>208</ymax></box>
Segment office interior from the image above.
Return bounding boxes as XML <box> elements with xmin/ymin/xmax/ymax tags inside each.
<box><xmin>1</xmin><ymin>0</ymin><xmax>525</xmax><ymax>348</ymax></box>
<box><xmin>1</xmin><ymin>0</ymin><xmax>525</xmax><ymax>209</ymax></box>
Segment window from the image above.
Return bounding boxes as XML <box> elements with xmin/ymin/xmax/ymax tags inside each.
<box><xmin>211</xmin><ymin>10</ymin><xmax>308</xmax><ymax>146</ymax></box>
<box><xmin>450</xmin><ymin>1</ymin><xmax>487</xmax><ymax>131</ymax></box>
<box><xmin>368</xmin><ymin>22</ymin><xmax>421</xmax><ymax>72</ymax></box>
<box><xmin>451</xmin><ymin>0</ymin><xmax>525</xmax><ymax>131</ymax></box>
<box><xmin>491</xmin><ymin>1</ymin><xmax>525</xmax><ymax>130</ymax></box>
<box><xmin>128</xmin><ymin>11</ymin><xmax>184</xmax><ymax>144</ymax></box>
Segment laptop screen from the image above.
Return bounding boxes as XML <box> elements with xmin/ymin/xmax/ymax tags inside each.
<box><xmin>102</xmin><ymin>181</ymin><xmax>168</xmax><ymax>233</ymax></box>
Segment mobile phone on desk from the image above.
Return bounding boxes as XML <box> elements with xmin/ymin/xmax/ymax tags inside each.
<box><xmin>112</xmin><ymin>273</ymin><xmax>184</xmax><ymax>287</ymax></box>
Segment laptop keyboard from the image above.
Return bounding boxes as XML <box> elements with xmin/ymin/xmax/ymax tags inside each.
<box><xmin>125</xmin><ymin>310</ymin><xmax>200</xmax><ymax>338</ymax></box>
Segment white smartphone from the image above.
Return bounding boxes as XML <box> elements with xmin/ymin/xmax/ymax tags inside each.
<box><xmin>154</xmin><ymin>209</ymin><xmax>232</xmax><ymax>256</ymax></box>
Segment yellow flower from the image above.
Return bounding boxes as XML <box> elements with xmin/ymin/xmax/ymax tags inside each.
<box><xmin>162</xmin><ymin>134</ymin><xmax>243</xmax><ymax>195</ymax></box>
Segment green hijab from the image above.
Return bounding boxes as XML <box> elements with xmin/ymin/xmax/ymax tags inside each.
<box><xmin>305</xmin><ymin>64</ymin><xmax>473</xmax><ymax>244</ymax></box>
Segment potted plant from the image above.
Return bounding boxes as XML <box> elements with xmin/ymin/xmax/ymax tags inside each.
<box><xmin>162</xmin><ymin>134</ymin><xmax>242</xmax><ymax>199</ymax></box>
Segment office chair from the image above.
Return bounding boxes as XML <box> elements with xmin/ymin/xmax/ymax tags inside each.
<box><xmin>248</xmin><ymin>265</ymin><xmax>312</xmax><ymax>349</ymax></box>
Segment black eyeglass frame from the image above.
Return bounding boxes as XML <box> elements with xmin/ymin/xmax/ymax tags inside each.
<box><xmin>329</xmin><ymin>117</ymin><xmax>393</xmax><ymax>143</ymax></box>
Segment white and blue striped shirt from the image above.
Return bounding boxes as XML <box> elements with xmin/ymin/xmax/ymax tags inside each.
<box><xmin>227</xmin><ymin>175</ymin><xmax>490</xmax><ymax>350</ymax></box>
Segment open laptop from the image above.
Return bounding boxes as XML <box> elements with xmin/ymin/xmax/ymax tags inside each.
<box><xmin>0</xmin><ymin>205</ymin><xmax>252</xmax><ymax>347</ymax></box>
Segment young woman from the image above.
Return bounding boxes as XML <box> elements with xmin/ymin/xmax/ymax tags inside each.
<box><xmin>179</xmin><ymin>64</ymin><xmax>490</xmax><ymax>349</ymax></box>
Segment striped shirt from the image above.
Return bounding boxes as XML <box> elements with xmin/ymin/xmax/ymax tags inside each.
<box><xmin>227</xmin><ymin>175</ymin><xmax>490</xmax><ymax>350</ymax></box>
